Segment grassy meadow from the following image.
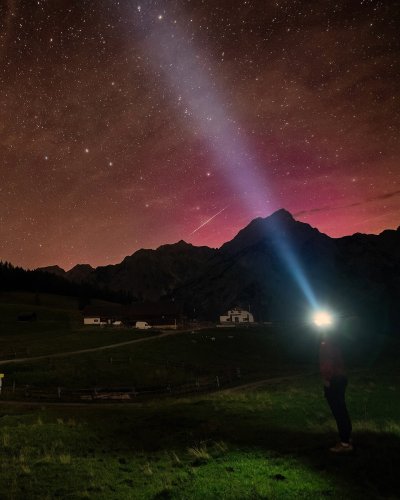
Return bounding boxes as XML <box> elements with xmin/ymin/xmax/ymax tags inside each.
<box><xmin>0</xmin><ymin>292</ymin><xmax>147</xmax><ymax>359</ymax></box>
<box><xmin>0</xmin><ymin>372</ymin><xmax>399</xmax><ymax>499</ymax></box>
<box><xmin>0</xmin><ymin>292</ymin><xmax>399</xmax><ymax>498</ymax></box>
<box><xmin>0</xmin><ymin>292</ymin><xmax>303</xmax><ymax>390</ymax></box>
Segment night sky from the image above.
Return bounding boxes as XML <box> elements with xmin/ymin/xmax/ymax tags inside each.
<box><xmin>1</xmin><ymin>0</ymin><xmax>399</xmax><ymax>270</ymax></box>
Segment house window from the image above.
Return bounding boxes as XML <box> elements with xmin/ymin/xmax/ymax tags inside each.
<box><xmin>94</xmin><ymin>319</ymin><xmax>99</xmax><ymax>322</ymax></box>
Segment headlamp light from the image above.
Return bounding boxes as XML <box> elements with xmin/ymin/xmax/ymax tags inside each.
<box><xmin>312</xmin><ymin>310</ymin><xmax>333</xmax><ymax>328</ymax></box>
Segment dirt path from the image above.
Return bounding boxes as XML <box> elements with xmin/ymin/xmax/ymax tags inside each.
<box><xmin>0</xmin><ymin>330</ymin><xmax>184</xmax><ymax>366</ymax></box>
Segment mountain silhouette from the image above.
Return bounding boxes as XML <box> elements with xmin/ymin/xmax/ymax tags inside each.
<box><xmin>38</xmin><ymin>209</ymin><xmax>400</xmax><ymax>332</ymax></box>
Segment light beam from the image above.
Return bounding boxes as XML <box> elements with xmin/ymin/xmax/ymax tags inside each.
<box><xmin>129</xmin><ymin>3</ymin><xmax>318</xmax><ymax>309</ymax></box>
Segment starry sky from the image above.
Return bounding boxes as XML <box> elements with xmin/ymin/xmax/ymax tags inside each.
<box><xmin>1</xmin><ymin>0</ymin><xmax>399</xmax><ymax>270</ymax></box>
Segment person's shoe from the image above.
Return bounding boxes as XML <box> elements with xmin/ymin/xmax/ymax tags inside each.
<box><xmin>329</xmin><ymin>442</ymin><xmax>353</xmax><ymax>453</ymax></box>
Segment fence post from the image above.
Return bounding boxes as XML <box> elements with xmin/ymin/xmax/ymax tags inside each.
<box><xmin>109</xmin><ymin>357</ymin><xmax>113</xmax><ymax>364</ymax></box>
<box><xmin>216</xmin><ymin>376</ymin><xmax>220</xmax><ymax>389</ymax></box>
<box><xmin>196</xmin><ymin>378</ymin><xmax>200</xmax><ymax>391</ymax></box>
<box><xmin>57</xmin><ymin>387</ymin><xmax>61</xmax><ymax>399</ymax></box>
<box><xmin>12</xmin><ymin>380</ymin><xmax>15</xmax><ymax>393</ymax></box>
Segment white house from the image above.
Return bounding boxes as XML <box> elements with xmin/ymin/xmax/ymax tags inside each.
<box><xmin>83</xmin><ymin>315</ymin><xmax>120</xmax><ymax>326</ymax></box>
<box><xmin>220</xmin><ymin>307</ymin><xmax>254</xmax><ymax>324</ymax></box>
<box><xmin>84</xmin><ymin>316</ymin><xmax>102</xmax><ymax>326</ymax></box>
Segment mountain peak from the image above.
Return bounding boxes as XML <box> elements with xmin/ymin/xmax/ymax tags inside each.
<box><xmin>69</xmin><ymin>264</ymin><xmax>94</xmax><ymax>272</ymax></box>
<box><xmin>66</xmin><ymin>263</ymin><xmax>95</xmax><ymax>282</ymax></box>
<box><xmin>268</xmin><ymin>208</ymin><xmax>295</xmax><ymax>221</ymax></box>
<box><xmin>38</xmin><ymin>265</ymin><xmax>66</xmax><ymax>275</ymax></box>
<box><xmin>175</xmin><ymin>239</ymin><xmax>191</xmax><ymax>247</ymax></box>
<box><xmin>157</xmin><ymin>240</ymin><xmax>193</xmax><ymax>252</ymax></box>
<box><xmin>220</xmin><ymin>208</ymin><xmax>324</xmax><ymax>255</ymax></box>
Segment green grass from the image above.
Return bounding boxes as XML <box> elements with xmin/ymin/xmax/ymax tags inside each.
<box><xmin>0</xmin><ymin>292</ymin><xmax>148</xmax><ymax>359</ymax></box>
<box><xmin>1</xmin><ymin>325</ymin><xmax>304</xmax><ymax>389</ymax></box>
<box><xmin>0</xmin><ymin>372</ymin><xmax>399</xmax><ymax>499</ymax></box>
<box><xmin>0</xmin><ymin>291</ymin><xmax>399</xmax><ymax>498</ymax></box>
<box><xmin>1</xmin><ymin>291</ymin><xmax>305</xmax><ymax>389</ymax></box>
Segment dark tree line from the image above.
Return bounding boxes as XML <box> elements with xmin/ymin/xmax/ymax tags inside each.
<box><xmin>0</xmin><ymin>261</ymin><xmax>134</xmax><ymax>307</ymax></box>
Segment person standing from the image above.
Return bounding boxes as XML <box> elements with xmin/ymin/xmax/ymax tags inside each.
<box><xmin>320</xmin><ymin>334</ymin><xmax>353</xmax><ymax>453</ymax></box>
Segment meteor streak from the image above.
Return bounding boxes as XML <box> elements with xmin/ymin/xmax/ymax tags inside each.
<box><xmin>190</xmin><ymin>206</ymin><xmax>228</xmax><ymax>235</ymax></box>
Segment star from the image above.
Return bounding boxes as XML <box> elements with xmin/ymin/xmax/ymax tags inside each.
<box><xmin>0</xmin><ymin>0</ymin><xmax>398</xmax><ymax>269</ymax></box>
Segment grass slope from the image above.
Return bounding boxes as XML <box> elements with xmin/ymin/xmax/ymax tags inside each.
<box><xmin>1</xmin><ymin>291</ymin><xmax>306</xmax><ymax>390</ymax></box>
<box><xmin>1</xmin><ymin>326</ymin><xmax>296</xmax><ymax>389</ymax></box>
<box><xmin>0</xmin><ymin>292</ymin><xmax>147</xmax><ymax>360</ymax></box>
<box><xmin>0</xmin><ymin>292</ymin><xmax>399</xmax><ymax>498</ymax></box>
<box><xmin>0</xmin><ymin>371</ymin><xmax>399</xmax><ymax>499</ymax></box>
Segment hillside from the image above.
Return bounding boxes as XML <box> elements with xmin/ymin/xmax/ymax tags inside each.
<box><xmin>0</xmin><ymin>292</ymin><xmax>146</xmax><ymax>359</ymax></box>
<box><xmin>38</xmin><ymin>209</ymin><xmax>400</xmax><ymax>332</ymax></box>
<box><xmin>175</xmin><ymin>210</ymin><xmax>400</xmax><ymax>332</ymax></box>
<box><xmin>0</xmin><ymin>295</ymin><xmax>398</xmax><ymax>499</ymax></box>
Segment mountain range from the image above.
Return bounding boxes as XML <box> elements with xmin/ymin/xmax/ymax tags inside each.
<box><xmin>39</xmin><ymin>209</ymin><xmax>400</xmax><ymax>332</ymax></box>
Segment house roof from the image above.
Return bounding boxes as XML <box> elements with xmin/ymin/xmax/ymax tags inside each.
<box><xmin>224</xmin><ymin>308</ymin><xmax>251</xmax><ymax>314</ymax></box>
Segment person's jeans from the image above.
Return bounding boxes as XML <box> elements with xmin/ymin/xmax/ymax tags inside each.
<box><xmin>324</xmin><ymin>375</ymin><xmax>352</xmax><ymax>443</ymax></box>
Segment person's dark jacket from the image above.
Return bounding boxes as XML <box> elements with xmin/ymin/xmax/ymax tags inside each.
<box><xmin>319</xmin><ymin>337</ymin><xmax>345</xmax><ymax>382</ymax></box>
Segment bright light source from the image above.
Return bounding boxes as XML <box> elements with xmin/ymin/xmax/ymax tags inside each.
<box><xmin>313</xmin><ymin>310</ymin><xmax>333</xmax><ymax>328</ymax></box>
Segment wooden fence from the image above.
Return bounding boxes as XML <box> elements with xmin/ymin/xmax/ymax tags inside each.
<box><xmin>0</xmin><ymin>367</ymin><xmax>243</xmax><ymax>403</ymax></box>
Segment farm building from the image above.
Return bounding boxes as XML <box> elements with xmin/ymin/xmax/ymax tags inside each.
<box><xmin>83</xmin><ymin>302</ymin><xmax>182</xmax><ymax>329</ymax></box>
<box><xmin>83</xmin><ymin>305</ymin><xmax>123</xmax><ymax>326</ymax></box>
<box><xmin>220</xmin><ymin>307</ymin><xmax>254</xmax><ymax>324</ymax></box>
